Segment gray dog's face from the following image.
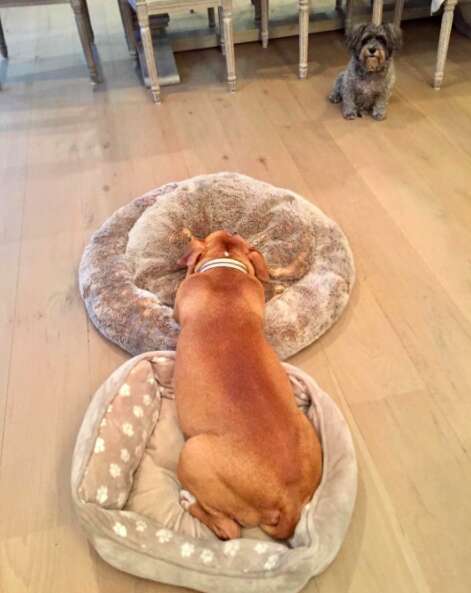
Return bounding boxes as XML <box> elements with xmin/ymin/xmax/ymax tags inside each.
<box><xmin>347</xmin><ymin>24</ymin><xmax>402</xmax><ymax>73</ymax></box>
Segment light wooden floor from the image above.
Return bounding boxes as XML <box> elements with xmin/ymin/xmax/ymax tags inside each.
<box><xmin>1</xmin><ymin>3</ymin><xmax>471</xmax><ymax>593</ymax></box>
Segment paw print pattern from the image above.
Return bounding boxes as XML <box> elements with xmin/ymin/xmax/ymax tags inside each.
<box><xmin>119</xmin><ymin>383</ymin><xmax>131</xmax><ymax>397</ymax></box>
<box><xmin>94</xmin><ymin>437</ymin><xmax>105</xmax><ymax>454</ymax></box>
<box><xmin>136</xmin><ymin>520</ymin><xmax>147</xmax><ymax>532</ymax></box>
<box><xmin>156</xmin><ymin>529</ymin><xmax>173</xmax><ymax>543</ymax></box>
<box><xmin>223</xmin><ymin>540</ymin><xmax>240</xmax><ymax>557</ymax></box>
<box><xmin>122</xmin><ymin>423</ymin><xmax>134</xmax><ymax>437</ymax></box>
<box><xmin>109</xmin><ymin>463</ymin><xmax>121</xmax><ymax>478</ymax></box>
<box><xmin>113</xmin><ymin>522</ymin><xmax>127</xmax><ymax>537</ymax></box>
<box><xmin>264</xmin><ymin>554</ymin><xmax>280</xmax><ymax>570</ymax></box>
<box><xmin>200</xmin><ymin>549</ymin><xmax>214</xmax><ymax>564</ymax></box>
<box><xmin>133</xmin><ymin>405</ymin><xmax>144</xmax><ymax>418</ymax></box>
<box><xmin>180</xmin><ymin>542</ymin><xmax>195</xmax><ymax>558</ymax></box>
<box><xmin>96</xmin><ymin>485</ymin><xmax>108</xmax><ymax>504</ymax></box>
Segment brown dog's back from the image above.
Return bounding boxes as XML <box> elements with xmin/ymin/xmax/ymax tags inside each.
<box><xmin>175</xmin><ymin>260</ymin><xmax>322</xmax><ymax>540</ymax></box>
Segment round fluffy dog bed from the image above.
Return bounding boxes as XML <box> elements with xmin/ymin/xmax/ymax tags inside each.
<box><xmin>79</xmin><ymin>173</ymin><xmax>355</xmax><ymax>360</ymax></box>
<box><xmin>71</xmin><ymin>352</ymin><xmax>357</xmax><ymax>593</ymax></box>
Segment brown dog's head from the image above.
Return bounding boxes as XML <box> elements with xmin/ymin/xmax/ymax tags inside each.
<box><xmin>347</xmin><ymin>23</ymin><xmax>402</xmax><ymax>73</ymax></box>
<box><xmin>177</xmin><ymin>229</ymin><xmax>269</xmax><ymax>282</ymax></box>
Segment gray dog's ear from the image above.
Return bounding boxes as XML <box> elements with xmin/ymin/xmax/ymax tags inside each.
<box><xmin>384</xmin><ymin>24</ymin><xmax>402</xmax><ymax>53</ymax></box>
<box><xmin>346</xmin><ymin>24</ymin><xmax>367</xmax><ymax>53</ymax></box>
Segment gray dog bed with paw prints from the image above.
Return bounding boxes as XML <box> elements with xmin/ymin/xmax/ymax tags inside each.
<box><xmin>79</xmin><ymin>173</ymin><xmax>355</xmax><ymax>360</ymax></box>
<box><xmin>71</xmin><ymin>352</ymin><xmax>357</xmax><ymax>593</ymax></box>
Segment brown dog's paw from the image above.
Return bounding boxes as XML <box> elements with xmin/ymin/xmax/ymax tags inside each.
<box><xmin>213</xmin><ymin>518</ymin><xmax>241</xmax><ymax>541</ymax></box>
<box><xmin>179</xmin><ymin>489</ymin><xmax>196</xmax><ymax>510</ymax></box>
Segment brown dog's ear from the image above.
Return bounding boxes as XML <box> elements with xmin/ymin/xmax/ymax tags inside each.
<box><xmin>248</xmin><ymin>249</ymin><xmax>269</xmax><ymax>282</ymax></box>
<box><xmin>346</xmin><ymin>24</ymin><xmax>366</xmax><ymax>53</ymax></box>
<box><xmin>177</xmin><ymin>236</ymin><xmax>206</xmax><ymax>276</ymax></box>
<box><xmin>384</xmin><ymin>23</ymin><xmax>402</xmax><ymax>53</ymax></box>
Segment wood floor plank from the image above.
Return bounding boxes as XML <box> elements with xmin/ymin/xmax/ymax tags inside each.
<box><xmin>321</xmin><ymin>70</ymin><xmax>471</xmax><ymax>324</ymax></box>
<box><xmin>279</xmin><ymin>116</ymin><xmax>471</xmax><ymax>593</ymax></box>
<box><xmin>291</xmin><ymin>354</ymin><xmax>432</xmax><ymax>593</ymax></box>
<box><xmin>1</xmin><ymin>5</ymin><xmax>471</xmax><ymax>593</ymax></box>
<box><xmin>352</xmin><ymin>390</ymin><xmax>471</xmax><ymax>593</ymax></box>
<box><xmin>0</xmin><ymin>6</ymin><xmax>40</xmax><ymax>462</ymax></box>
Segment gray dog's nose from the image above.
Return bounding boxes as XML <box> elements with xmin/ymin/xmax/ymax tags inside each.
<box><xmin>368</xmin><ymin>47</ymin><xmax>376</xmax><ymax>55</ymax></box>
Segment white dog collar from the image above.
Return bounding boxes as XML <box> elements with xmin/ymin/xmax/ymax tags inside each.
<box><xmin>197</xmin><ymin>257</ymin><xmax>248</xmax><ymax>275</ymax></box>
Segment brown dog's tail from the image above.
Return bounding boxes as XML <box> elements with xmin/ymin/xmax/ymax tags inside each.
<box><xmin>260</xmin><ymin>502</ymin><xmax>301</xmax><ymax>540</ymax></box>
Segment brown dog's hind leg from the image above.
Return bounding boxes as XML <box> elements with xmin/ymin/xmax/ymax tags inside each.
<box><xmin>178</xmin><ymin>434</ymin><xmax>243</xmax><ymax>540</ymax></box>
<box><xmin>260</xmin><ymin>502</ymin><xmax>301</xmax><ymax>540</ymax></box>
<box><xmin>188</xmin><ymin>500</ymin><xmax>241</xmax><ymax>540</ymax></box>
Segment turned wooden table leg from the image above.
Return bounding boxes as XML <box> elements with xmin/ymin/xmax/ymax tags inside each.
<box><xmin>81</xmin><ymin>0</ymin><xmax>94</xmax><ymax>43</ymax></box>
<box><xmin>260</xmin><ymin>0</ymin><xmax>269</xmax><ymax>48</ymax></box>
<box><xmin>218</xmin><ymin>6</ymin><xmax>225</xmax><ymax>55</ymax></box>
<box><xmin>0</xmin><ymin>16</ymin><xmax>8</xmax><ymax>59</ymax></box>
<box><xmin>299</xmin><ymin>0</ymin><xmax>309</xmax><ymax>79</ymax></box>
<box><xmin>118</xmin><ymin>0</ymin><xmax>137</xmax><ymax>57</ymax></box>
<box><xmin>207</xmin><ymin>7</ymin><xmax>216</xmax><ymax>28</ymax></box>
<box><xmin>345</xmin><ymin>0</ymin><xmax>353</xmax><ymax>33</ymax></box>
<box><xmin>393</xmin><ymin>0</ymin><xmax>405</xmax><ymax>28</ymax></box>
<box><xmin>136</xmin><ymin>1</ymin><xmax>161</xmax><ymax>102</ymax></box>
<box><xmin>372</xmin><ymin>0</ymin><xmax>383</xmax><ymax>25</ymax></box>
<box><xmin>222</xmin><ymin>0</ymin><xmax>236</xmax><ymax>92</ymax></box>
<box><xmin>252</xmin><ymin>0</ymin><xmax>262</xmax><ymax>24</ymax></box>
<box><xmin>434</xmin><ymin>0</ymin><xmax>457</xmax><ymax>89</ymax></box>
<box><xmin>70</xmin><ymin>0</ymin><xmax>100</xmax><ymax>84</ymax></box>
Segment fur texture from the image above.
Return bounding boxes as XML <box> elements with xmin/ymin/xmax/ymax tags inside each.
<box><xmin>329</xmin><ymin>24</ymin><xmax>402</xmax><ymax>120</ymax></box>
<box><xmin>79</xmin><ymin>173</ymin><xmax>355</xmax><ymax>360</ymax></box>
<box><xmin>71</xmin><ymin>351</ymin><xmax>358</xmax><ymax>593</ymax></box>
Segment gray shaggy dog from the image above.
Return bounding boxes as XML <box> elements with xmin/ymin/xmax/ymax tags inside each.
<box><xmin>329</xmin><ymin>23</ymin><xmax>402</xmax><ymax>120</ymax></box>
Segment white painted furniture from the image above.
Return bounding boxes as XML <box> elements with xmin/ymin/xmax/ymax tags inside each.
<box><xmin>0</xmin><ymin>0</ymin><xmax>100</xmax><ymax>85</ymax></box>
<box><xmin>430</xmin><ymin>0</ymin><xmax>459</xmax><ymax>89</ymax></box>
<box><xmin>353</xmin><ymin>0</ymin><xmax>459</xmax><ymax>89</ymax></box>
<box><xmin>259</xmin><ymin>0</ymin><xmax>310</xmax><ymax>79</ymax></box>
<box><xmin>121</xmin><ymin>0</ymin><xmax>236</xmax><ymax>102</ymax></box>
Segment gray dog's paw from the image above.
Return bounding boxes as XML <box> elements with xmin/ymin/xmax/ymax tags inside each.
<box><xmin>372</xmin><ymin>110</ymin><xmax>387</xmax><ymax>121</ymax></box>
<box><xmin>343</xmin><ymin>110</ymin><xmax>358</xmax><ymax>120</ymax></box>
<box><xmin>328</xmin><ymin>93</ymin><xmax>342</xmax><ymax>104</ymax></box>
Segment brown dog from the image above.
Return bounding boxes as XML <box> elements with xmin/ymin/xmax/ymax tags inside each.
<box><xmin>174</xmin><ymin>230</ymin><xmax>322</xmax><ymax>540</ymax></box>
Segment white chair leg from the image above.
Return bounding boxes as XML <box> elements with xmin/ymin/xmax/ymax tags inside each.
<box><xmin>345</xmin><ymin>0</ymin><xmax>353</xmax><ymax>33</ymax></box>
<box><xmin>434</xmin><ymin>0</ymin><xmax>457</xmax><ymax>89</ymax></box>
<box><xmin>218</xmin><ymin>6</ymin><xmax>225</xmax><ymax>55</ymax></box>
<box><xmin>252</xmin><ymin>0</ymin><xmax>261</xmax><ymax>24</ymax></box>
<box><xmin>207</xmin><ymin>7</ymin><xmax>216</xmax><ymax>28</ymax></box>
<box><xmin>80</xmin><ymin>0</ymin><xmax>94</xmax><ymax>44</ymax></box>
<box><xmin>345</xmin><ymin>0</ymin><xmax>353</xmax><ymax>34</ymax></box>
<box><xmin>136</xmin><ymin>1</ymin><xmax>161</xmax><ymax>102</ymax></box>
<box><xmin>299</xmin><ymin>0</ymin><xmax>309</xmax><ymax>79</ymax></box>
<box><xmin>0</xmin><ymin>16</ymin><xmax>8</xmax><ymax>59</ymax></box>
<box><xmin>222</xmin><ymin>0</ymin><xmax>236</xmax><ymax>92</ymax></box>
<box><xmin>118</xmin><ymin>0</ymin><xmax>137</xmax><ymax>57</ymax></box>
<box><xmin>393</xmin><ymin>0</ymin><xmax>405</xmax><ymax>28</ymax></box>
<box><xmin>260</xmin><ymin>0</ymin><xmax>269</xmax><ymax>48</ymax></box>
<box><xmin>372</xmin><ymin>0</ymin><xmax>383</xmax><ymax>25</ymax></box>
<box><xmin>70</xmin><ymin>0</ymin><xmax>100</xmax><ymax>84</ymax></box>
